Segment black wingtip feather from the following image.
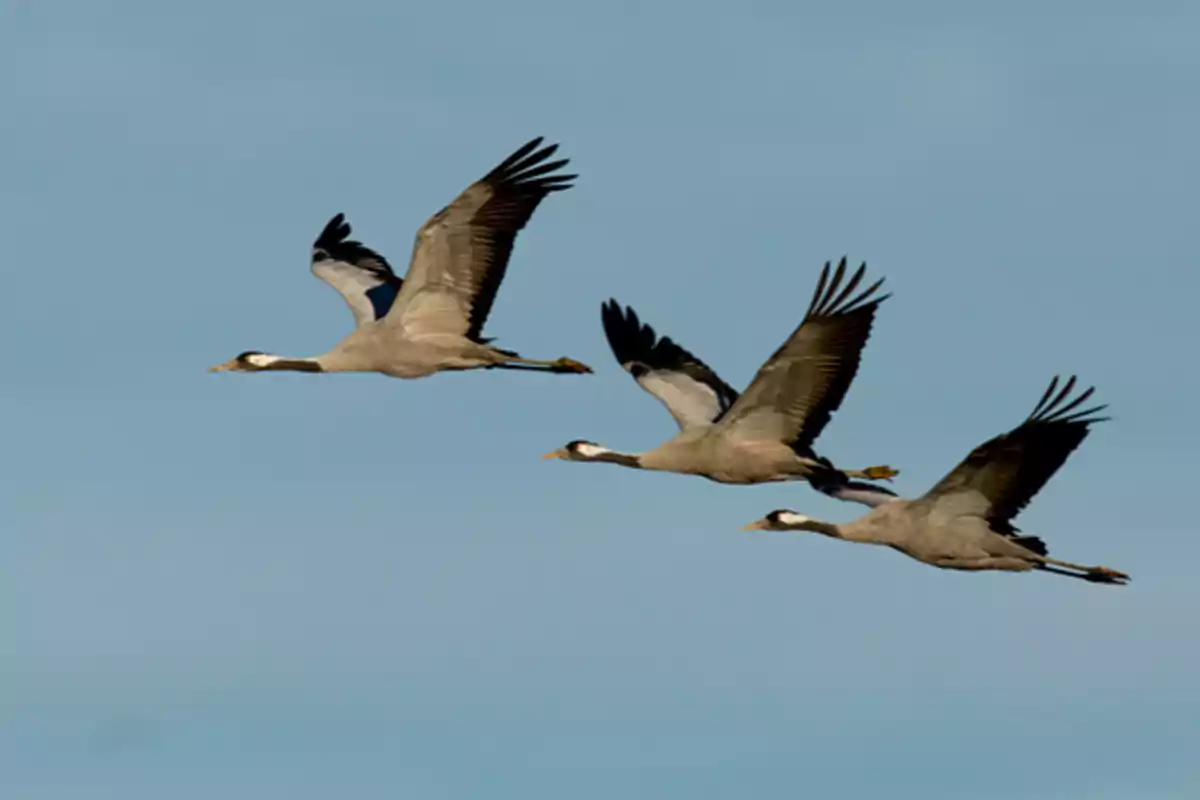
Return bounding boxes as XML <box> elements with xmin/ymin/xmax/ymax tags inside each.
<box><xmin>496</xmin><ymin>137</ymin><xmax>545</xmax><ymax>172</ymax></box>
<box><xmin>485</xmin><ymin>138</ymin><xmax>577</xmax><ymax>192</ymax></box>
<box><xmin>1027</xmin><ymin>375</ymin><xmax>1109</xmax><ymax>427</ymax></box>
<box><xmin>311</xmin><ymin>213</ymin><xmax>397</xmax><ymax>279</ymax></box>
<box><xmin>314</xmin><ymin>213</ymin><xmax>352</xmax><ymax>249</ymax></box>
<box><xmin>805</xmin><ymin>262</ymin><xmax>833</xmax><ymax>318</ymax></box>
<box><xmin>805</xmin><ymin>258</ymin><xmax>888</xmax><ymax>320</ymax></box>
<box><xmin>600</xmin><ymin>298</ymin><xmax>740</xmax><ymax>410</ymax></box>
<box><xmin>963</xmin><ymin>376</ymin><xmax>1110</xmax><ymax>536</ymax></box>
<box><xmin>602</xmin><ymin>300</ymin><xmax>660</xmax><ymax>369</ymax></box>
<box><xmin>827</xmin><ymin>260</ymin><xmax>867</xmax><ymax>310</ymax></box>
<box><xmin>448</xmin><ymin>139</ymin><xmax>577</xmax><ymax>342</ymax></box>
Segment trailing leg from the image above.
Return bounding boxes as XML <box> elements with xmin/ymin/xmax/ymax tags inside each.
<box><xmin>1035</xmin><ymin>564</ymin><xmax>1128</xmax><ymax>585</ymax></box>
<box><xmin>1038</xmin><ymin>556</ymin><xmax>1130</xmax><ymax>584</ymax></box>
<box><xmin>493</xmin><ymin>354</ymin><xmax>593</xmax><ymax>373</ymax></box>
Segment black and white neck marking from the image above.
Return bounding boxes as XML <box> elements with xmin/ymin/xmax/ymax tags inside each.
<box><xmin>561</xmin><ymin>441</ymin><xmax>642</xmax><ymax>468</ymax></box>
<box><xmin>226</xmin><ymin>352</ymin><xmax>324</xmax><ymax>373</ymax></box>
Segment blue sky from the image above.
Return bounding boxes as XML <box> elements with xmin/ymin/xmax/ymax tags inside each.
<box><xmin>3</xmin><ymin>1</ymin><xmax>1199</xmax><ymax>797</ymax></box>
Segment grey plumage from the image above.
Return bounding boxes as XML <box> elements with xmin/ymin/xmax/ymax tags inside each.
<box><xmin>744</xmin><ymin>376</ymin><xmax>1129</xmax><ymax>585</ymax></box>
<box><xmin>310</xmin><ymin>213</ymin><xmax>403</xmax><ymax>328</ymax></box>
<box><xmin>210</xmin><ymin>137</ymin><xmax>593</xmax><ymax>379</ymax></box>
<box><xmin>544</xmin><ymin>258</ymin><xmax>899</xmax><ymax>499</ymax></box>
<box><xmin>600</xmin><ymin>301</ymin><xmax>740</xmax><ymax>430</ymax></box>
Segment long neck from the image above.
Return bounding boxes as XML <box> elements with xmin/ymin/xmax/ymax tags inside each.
<box><xmin>797</xmin><ymin>519</ymin><xmax>847</xmax><ymax>539</ymax></box>
<box><xmin>253</xmin><ymin>354</ymin><xmax>326</xmax><ymax>373</ymax></box>
<box><xmin>815</xmin><ymin>517</ymin><xmax>897</xmax><ymax>547</ymax></box>
<box><xmin>635</xmin><ymin>441</ymin><xmax>702</xmax><ymax>474</ymax></box>
<box><xmin>588</xmin><ymin>450</ymin><xmax>642</xmax><ymax>468</ymax></box>
<box><xmin>266</xmin><ymin>358</ymin><xmax>323</xmax><ymax>373</ymax></box>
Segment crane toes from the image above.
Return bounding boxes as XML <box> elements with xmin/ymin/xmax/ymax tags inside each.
<box><xmin>863</xmin><ymin>465</ymin><xmax>899</xmax><ymax>481</ymax></box>
<box><xmin>552</xmin><ymin>357</ymin><xmax>594</xmax><ymax>374</ymax></box>
<box><xmin>1091</xmin><ymin>565</ymin><xmax>1130</xmax><ymax>581</ymax></box>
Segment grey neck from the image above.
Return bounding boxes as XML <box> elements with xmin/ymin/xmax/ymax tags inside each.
<box><xmin>800</xmin><ymin>519</ymin><xmax>845</xmax><ymax>538</ymax></box>
<box><xmin>263</xmin><ymin>357</ymin><xmax>324</xmax><ymax>373</ymax></box>
<box><xmin>831</xmin><ymin>519</ymin><xmax>900</xmax><ymax>548</ymax></box>
<box><xmin>589</xmin><ymin>450</ymin><xmax>642</xmax><ymax>468</ymax></box>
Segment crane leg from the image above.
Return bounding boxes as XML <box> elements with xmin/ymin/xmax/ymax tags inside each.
<box><xmin>933</xmin><ymin>555</ymin><xmax>1129</xmax><ymax>585</ymax></box>
<box><xmin>1038</xmin><ymin>556</ymin><xmax>1130</xmax><ymax>584</ymax></box>
<box><xmin>933</xmin><ymin>556</ymin><xmax>1034</xmax><ymax>572</ymax></box>
<box><xmin>495</xmin><ymin>355</ymin><xmax>593</xmax><ymax>374</ymax></box>
<box><xmin>1036</xmin><ymin>564</ymin><xmax>1125</xmax><ymax>584</ymax></box>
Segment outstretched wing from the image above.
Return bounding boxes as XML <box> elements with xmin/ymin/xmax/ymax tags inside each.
<box><xmin>917</xmin><ymin>376</ymin><xmax>1109</xmax><ymax>534</ymax></box>
<box><xmin>601</xmin><ymin>299</ymin><xmax>739</xmax><ymax>431</ymax></box>
<box><xmin>311</xmin><ymin>213</ymin><xmax>403</xmax><ymax>328</ymax></box>
<box><xmin>386</xmin><ymin>137</ymin><xmax>575</xmax><ymax>340</ymax></box>
<box><xmin>713</xmin><ymin>258</ymin><xmax>889</xmax><ymax>449</ymax></box>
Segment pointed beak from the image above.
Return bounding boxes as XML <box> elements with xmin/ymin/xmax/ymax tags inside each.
<box><xmin>741</xmin><ymin>520</ymin><xmax>769</xmax><ymax>532</ymax></box>
<box><xmin>541</xmin><ymin>449</ymin><xmax>567</xmax><ymax>460</ymax></box>
<box><xmin>208</xmin><ymin>361</ymin><xmax>235</xmax><ymax>373</ymax></box>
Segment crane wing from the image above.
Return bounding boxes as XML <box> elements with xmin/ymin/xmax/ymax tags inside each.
<box><xmin>601</xmin><ymin>299</ymin><xmax>739</xmax><ymax>431</ymax></box>
<box><xmin>915</xmin><ymin>376</ymin><xmax>1109</xmax><ymax>534</ymax></box>
<box><xmin>712</xmin><ymin>258</ymin><xmax>888</xmax><ymax>449</ymax></box>
<box><xmin>311</xmin><ymin>213</ymin><xmax>403</xmax><ymax>328</ymax></box>
<box><xmin>385</xmin><ymin>137</ymin><xmax>575</xmax><ymax>340</ymax></box>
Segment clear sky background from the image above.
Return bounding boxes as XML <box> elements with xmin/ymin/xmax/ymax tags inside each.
<box><xmin>3</xmin><ymin>2</ymin><xmax>1199</xmax><ymax>798</ymax></box>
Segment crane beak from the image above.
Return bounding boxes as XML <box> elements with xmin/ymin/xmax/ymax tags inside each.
<box><xmin>741</xmin><ymin>520</ymin><xmax>769</xmax><ymax>532</ymax></box>
<box><xmin>541</xmin><ymin>449</ymin><xmax>567</xmax><ymax>460</ymax></box>
<box><xmin>208</xmin><ymin>360</ymin><xmax>236</xmax><ymax>373</ymax></box>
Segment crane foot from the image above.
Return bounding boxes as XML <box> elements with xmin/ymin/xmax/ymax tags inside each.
<box><xmin>862</xmin><ymin>465</ymin><xmax>899</xmax><ymax>481</ymax></box>
<box><xmin>551</xmin><ymin>357</ymin><xmax>593</xmax><ymax>374</ymax></box>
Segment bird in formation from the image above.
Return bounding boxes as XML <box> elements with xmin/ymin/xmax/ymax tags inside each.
<box><xmin>210</xmin><ymin>136</ymin><xmax>1128</xmax><ymax>586</ymax></box>
<box><xmin>542</xmin><ymin>258</ymin><xmax>899</xmax><ymax>505</ymax></box>
<box><xmin>210</xmin><ymin>137</ymin><xmax>593</xmax><ymax>379</ymax></box>
<box><xmin>742</xmin><ymin>376</ymin><xmax>1129</xmax><ymax>584</ymax></box>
